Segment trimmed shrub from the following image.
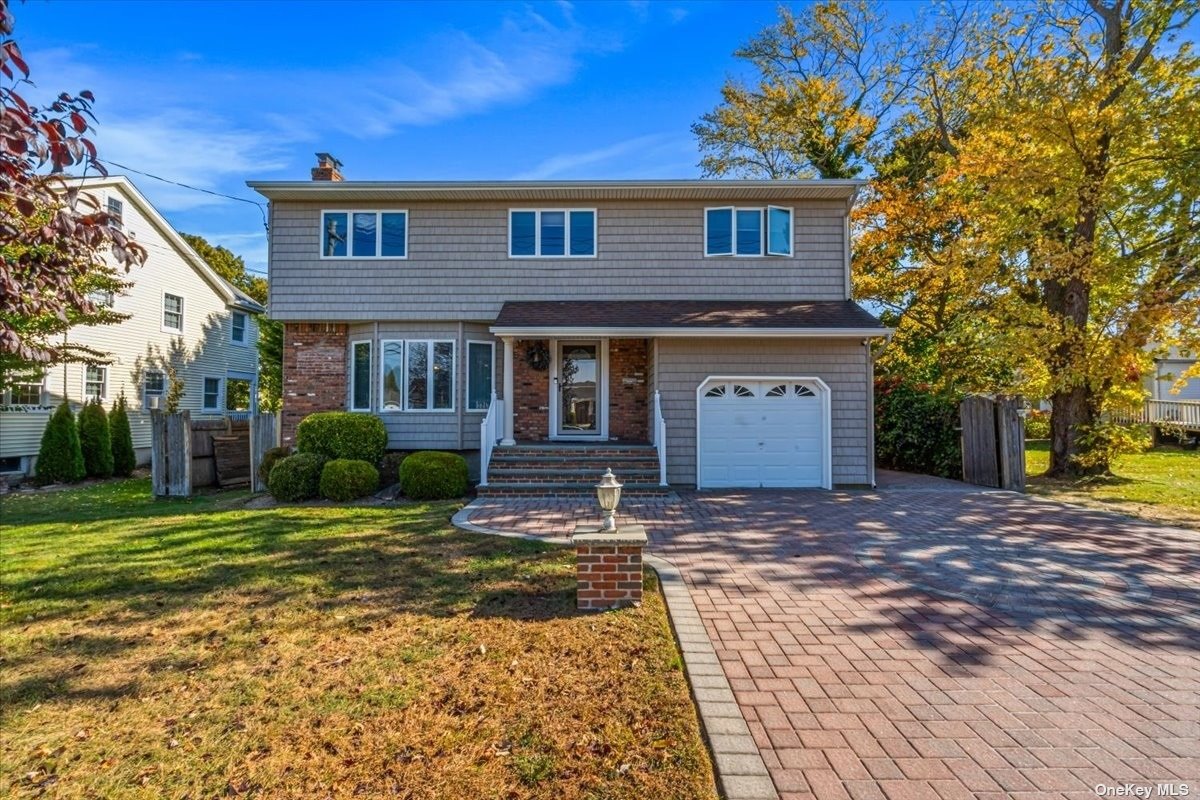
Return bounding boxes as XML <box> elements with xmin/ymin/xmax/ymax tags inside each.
<box><xmin>257</xmin><ymin>446</ymin><xmax>292</xmax><ymax>487</ymax></box>
<box><xmin>268</xmin><ymin>452</ymin><xmax>326</xmax><ymax>502</ymax></box>
<box><xmin>295</xmin><ymin>412</ymin><xmax>387</xmax><ymax>464</ymax></box>
<box><xmin>77</xmin><ymin>400</ymin><xmax>114</xmax><ymax>478</ymax></box>
<box><xmin>35</xmin><ymin>402</ymin><xmax>86</xmax><ymax>485</ymax></box>
<box><xmin>376</xmin><ymin>451</ymin><xmax>407</xmax><ymax>488</ymax></box>
<box><xmin>398</xmin><ymin>451</ymin><xmax>469</xmax><ymax>500</ymax></box>
<box><xmin>109</xmin><ymin>393</ymin><xmax>137</xmax><ymax>477</ymax></box>
<box><xmin>319</xmin><ymin>459</ymin><xmax>380</xmax><ymax>501</ymax></box>
<box><xmin>874</xmin><ymin>377</ymin><xmax>962</xmax><ymax>479</ymax></box>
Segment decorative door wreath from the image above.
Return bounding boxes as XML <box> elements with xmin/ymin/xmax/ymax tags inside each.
<box><xmin>523</xmin><ymin>341</ymin><xmax>550</xmax><ymax>371</ymax></box>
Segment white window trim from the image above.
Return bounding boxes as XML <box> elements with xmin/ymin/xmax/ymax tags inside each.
<box><xmin>202</xmin><ymin>376</ymin><xmax>223</xmax><ymax>412</ymax></box>
<box><xmin>378</xmin><ymin>339</ymin><xmax>456</xmax><ymax>413</ymax></box>
<box><xmin>142</xmin><ymin>368</ymin><xmax>166</xmax><ymax>410</ymax></box>
<box><xmin>465</xmin><ymin>340</ymin><xmax>495</xmax><ymax>414</ymax></box>
<box><xmin>704</xmin><ymin>206</ymin><xmax>793</xmax><ymax>258</ymax></box>
<box><xmin>508</xmin><ymin>208</ymin><xmax>598</xmax><ymax>259</ymax></box>
<box><xmin>319</xmin><ymin>209</ymin><xmax>409</xmax><ymax>260</ymax></box>
<box><xmin>84</xmin><ymin>364</ymin><xmax>108</xmax><ymax>402</ymax></box>
<box><xmin>161</xmin><ymin>290</ymin><xmax>184</xmax><ymax>333</ymax></box>
<box><xmin>4</xmin><ymin>376</ymin><xmax>45</xmax><ymax>407</ymax></box>
<box><xmin>349</xmin><ymin>340</ymin><xmax>373</xmax><ymax>412</ymax></box>
<box><xmin>231</xmin><ymin>311</ymin><xmax>249</xmax><ymax>346</ymax></box>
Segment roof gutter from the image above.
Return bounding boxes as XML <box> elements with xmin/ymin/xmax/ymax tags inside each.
<box><xmin>489</xmin><ymin>326</ymin><xmax>894</xmax><ymax>338</ymax></box>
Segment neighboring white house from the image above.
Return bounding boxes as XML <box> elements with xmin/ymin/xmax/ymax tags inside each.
<box><xmin>0</xmin><ymin>176</ymin><xmax>264</xmax><ymax>476</ymax></box>
<box><xmin>1146</xmin><ymin>347</ymin><xmax>1200</xmax><ymax>401</ymax></box>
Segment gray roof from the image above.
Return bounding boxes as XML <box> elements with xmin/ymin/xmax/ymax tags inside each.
<box><xmin>493</xmin><ymin>300</ymin><xmax>887</xmax><ymax>332</ymax></box>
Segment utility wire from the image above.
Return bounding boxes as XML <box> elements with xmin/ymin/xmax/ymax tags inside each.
<box><xmin>105</xmin><ymin>160</ymin><xmax>269</xmax><ymax>232</ymax></box>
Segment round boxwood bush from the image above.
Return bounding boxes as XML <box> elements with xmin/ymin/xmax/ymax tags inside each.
<box><xmin>319</xmin><ymin>459</ymin><xmax>380</xmax><ymax>501</ymax></box>
<box><xmin>295</xmin><ymin>412</ymin><xmax>387</xmax><ymax>464</ymax></box>
<box><xmin>398</xmin><ymin>451</ymin><xmax>469</xmax><ymax>500</ymax></box>
<box><xmin>268</xmin><ymin>452</ymin><xmax>327</xmax><ymax>502</ymax></box>
<box><xmin>257</xmin><ymin>445</ymin><xmax>292</xmax><ymax>487</ymax></box>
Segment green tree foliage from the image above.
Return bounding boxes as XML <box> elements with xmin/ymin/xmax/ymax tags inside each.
<box><xmin>77</xmin><ymin>399</ymin><xmax>113</xmax><ymax>478</ymax></box>
<box><xmin>35</xmin><ymin>401</ymin><xmax>85</xmax><ymax>484</ymax></box>
<box><xmin>179</xmin><ymin>233</ymin><xmax>267</xmax><ymax>305</ymax></box>
<box><xmin>697</xmin><ymin>0</ymin><xmax>1200</xmax><ymax>476</ymax></box>
<box><xmin>873</xmin><ymin>377</ymin><xmax>961</xmax><ymax>479</ymax></box>
<box><xmin>109</xmin><ymin>391</ymin><xmax>136</xmax><ymax>477</ymax></box>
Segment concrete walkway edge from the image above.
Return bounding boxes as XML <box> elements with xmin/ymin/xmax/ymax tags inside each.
<box><xmin>451</xmin><ymin>500</ymin><xmax>779</xmax><ymax>800</ymax></box>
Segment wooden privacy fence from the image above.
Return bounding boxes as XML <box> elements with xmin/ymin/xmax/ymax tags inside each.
<box><xmin>151</xmin><ymin>412</ymin><xmax>280</xmax><ymax>498</ymax></box>
<box><xmin>960</xmin><ymin>395</ymin><xmax>1026</xmax><ymax>490</ymax></box>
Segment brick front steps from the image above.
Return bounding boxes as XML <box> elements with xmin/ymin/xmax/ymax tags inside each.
<box><xmin>479</xmin><ymin>442</ymin><xmax>668</xmax><ymax>497</ymax></box>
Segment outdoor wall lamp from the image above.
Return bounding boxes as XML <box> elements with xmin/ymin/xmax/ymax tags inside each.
<box><xmin>595</xmin><ymin>468</ymin><xmax>623</xmax><ymax>532</ymax></box>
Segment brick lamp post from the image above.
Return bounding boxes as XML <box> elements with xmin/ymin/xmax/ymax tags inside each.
<box><xmin>572</xmin><ymin>469</ymin><xmax>648</xmax><ymax>610</ymax></box>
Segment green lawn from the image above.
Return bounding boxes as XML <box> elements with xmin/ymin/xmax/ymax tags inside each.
<box><xmin>1026</xmin><ymin>442</ymin><xmax>1200</xmax><ymax>529</ymax></box>
<box><xmin>0</xmin><ymin>480</ymin><xmax>716</xmax><ymax>800</ymax></box>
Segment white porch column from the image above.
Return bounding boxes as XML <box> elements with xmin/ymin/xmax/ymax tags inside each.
<box><xmin>501</xmin><ymin>336</ymin><xmax>516</xmax><ymax>445</ymax></box>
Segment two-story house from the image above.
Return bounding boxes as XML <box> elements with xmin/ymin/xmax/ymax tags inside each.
<box><xmin>0</xmin><ymin>176</ymin><xmax>264</xmax><ymax>477</ymax></box>
<box><xmin>248</xmin><ymin>154</ymin><xmax>889</xmax><ymax>493</ymax></box>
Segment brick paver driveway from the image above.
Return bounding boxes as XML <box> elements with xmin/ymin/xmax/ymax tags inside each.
<box><xmin>464</xmin><ymin>472</ymin><xmax>1200</xmax><ymax>800</ymax></box>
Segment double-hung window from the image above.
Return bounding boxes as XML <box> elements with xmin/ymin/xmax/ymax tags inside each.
<box><xmin>510</xmin><ymin>209</ymin><xmax>596</xmax><ymax>257</ymax></box>
<box><xmin>85</xmin><ymin>365</ymin><xmax>107</xmax><ymax>401</ymax></box>
<box><xmin>5</xmin><ymin>371</ymin><xmax>44</xmax><ymax>406</ymax></box>
<box><xmin>350</xmin><ymin>341</ymin><xmax>372</xmax><ymax>411</ymax></box>
<box><xmin>231</xmin><ymin>312</ymin><xmax>248</xmax><ymax>345</ymax></box>
<box><xmin>705</xmin><ymin>206</ymin><xmax>792</xmax><ymax>257</ymax></box>
<box><xmin>380</xmin><ymin>340</ymin><xmax>455</xmax><ymax>412</ymax></box>
<box><xmin>466</xmin><ymin>341</ymin><xmax>494</xmax><ymax>411</ymax></box>
<box><xmin>202</xmin><ymin>377</ymin><xmax>222</xmax><ymax>411</ymax></box>
<box><xmin>163</xmin><ymin>293</ymin><xmax>184</xmax><ymax>332</ymax></box>
<box><xmin>143</xmin><ymin>369</ymin><xmax>165</xmax><ymax>409</ymax></box>
<box><xmin>106</xmin><ymin>197</ymin><xmax>123</xmax><ymax>227</ymax></box>
<box><xmin>321</xmin><ymin>211</ymin><xmax>407</xmax><ymax>258</ymax></box>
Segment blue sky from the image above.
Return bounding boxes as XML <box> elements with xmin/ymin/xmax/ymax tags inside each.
<box><xmin>16</xmin><ymin>0</ymin><xmax>806</xmax><ymax>276</ymax></box>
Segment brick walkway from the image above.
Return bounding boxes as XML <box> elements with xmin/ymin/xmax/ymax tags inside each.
<box><xmin>462</xmin><ymin>473</ymin><xmax>1200</xmax><ymax>800</ymax></box>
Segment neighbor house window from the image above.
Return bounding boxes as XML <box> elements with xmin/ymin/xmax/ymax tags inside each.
<box><xmin>85</xmin><ymin>365</ymin><xmax>107</xmax><ymax>401</ymax></box>
<box><xmin>163</xmin><ymin>293</ymin><xmax>184</xmax><ymax>332</ymax></box>
<box><xmin>231</xmin><ymin>312</ymin><xmax>247</xmax><ymax>344</ymax></box>
<box><xmin>380</xmin><ymin>339</ymin><xmax>454</xmax><ymax>412</ymax></box>
<box><xmin>88</xmin><ymin>289</ymin><xmax>114</xmax><ymax>308</ymax></box>
<box><xmin>202</xmin><ymin>377</ymin><xmax>222</xmax><ymax>411</ymax></box>
<box><xmin>705</xmin><ymin>206</ymin><xmax>792</xmax><ymax>257</ymax></box>
<box><xmin>350</xmin><ymin>341</ymin><xmax>372</xmax><ymax>411</ymax></box>
<box><xmin>143</xmin><ymin>369</ymin><xmax>165</xmax><ymax>409</ymax></box>
<box><xmin>321</xmin><ymin>210</ymin><xmax>407</xmax><ymax>258</ymax></box>
<box><xmin>509</xmin><ymin>209</ymin><xmax>596</xmax><ymax>257</ymax></box>
<box><xmin>5</xmin><ymin>372</ymin><xmax>44</xmax><ymax>406</ymax></box>
<box><xmin>466</xmin><ymin>341</ymin><xmax>494</xmax><ymax>411</ymax></box>
<box><xmin>106</xmin><ymin>197</ymin><xmax>123</xmax><ymax>227</ymax></box>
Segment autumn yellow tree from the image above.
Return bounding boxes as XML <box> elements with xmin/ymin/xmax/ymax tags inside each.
<box><xmin>699</xmin><ymin>0</ymin><xmax>1200</xmax><ymax>476</ymax></box>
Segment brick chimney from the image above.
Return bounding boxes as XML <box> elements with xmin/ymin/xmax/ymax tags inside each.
<box><xmin>312</xmin><ymin>152</ymin><xmax>343</xmax><ymax>182</ymax></box>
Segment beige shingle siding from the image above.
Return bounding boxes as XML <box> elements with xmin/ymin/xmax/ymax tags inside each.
<box><xmin>345</xmin><ymin>321</ymin><xmax>499</xmax><ymax>452</ymax></box>
<box><xmin>655</xmin><ymin>338</ymin><xmax>871</xmax><ymax>487</ymax></box>
<box><xmin>268</xmin><ymin>199</ymin><xmax>849</xmax><ymax>321</ymax></box>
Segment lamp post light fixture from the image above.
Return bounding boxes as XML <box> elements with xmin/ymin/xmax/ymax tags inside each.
<box><xmin>595</xmin><ymin>468</ymin><xmax>623</xmax><ymax>532</ymax></box>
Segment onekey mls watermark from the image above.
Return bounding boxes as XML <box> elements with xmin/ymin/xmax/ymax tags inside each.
<box><xmin>1094</xmin><ymin>785</ymin><xmax>1191</xmax><ymax>798</ymax></box>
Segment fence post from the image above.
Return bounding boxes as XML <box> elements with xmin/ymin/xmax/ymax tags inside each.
<box><xmin>960</xmin><ymin>395</ymin><xmax>1000</xmax><ymax>488</ymax></box>
<box><xmin>151</xmin><ymin>410</ymin><xmax>167</xmax><ymax>497</ymax></box>
<box><xmin>995</xmin><ymin>395</ymin><xmax>1026</xmax><ymax>491</ymax></box>
<box><xmin>249</xmin><ymin>413</ymin><xmax>278</xmax><ymax>493</ymax></box>
<box><xmin>167</xmin><ymin>411</ymin><xmax>192</xmax><ymax>497</ymax></box>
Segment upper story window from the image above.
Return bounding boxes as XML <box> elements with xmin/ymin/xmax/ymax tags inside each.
<box><xmin>162</xmin><ymin>293</ymin><xmax>184</xmax><ymax>332</ymax></box>
<box><xmin>705</xmin><ymin>206</ymin><xmax>792</xmax><ymax>257</ymax></box>
<box><xmin>88</xmin><ymin>289</ymin><xmax>114</xmax><ymax>308</ymax></box>
<box><xmin>322</xmin><ymin>210</ymin><xmax>407</xmax><ymax>258</ymax></box>
<box><xmin>231</xmin><ymin>312</ymin><xmax>248</xmax><ymax>345</ymax></box>
<box><xmin>510</xmin><ymin>209</ymin><xmax>596</xmax><ymax>257</ymax></box>
<box><xmin>85</xmin><ymin>365</ymin><xmax>107</xmax><ymax>401</ymax></box>
<box><xmin>106</xmin><ymin>197</ymin><xmax>123</xmax><ymax>227</ymax></box>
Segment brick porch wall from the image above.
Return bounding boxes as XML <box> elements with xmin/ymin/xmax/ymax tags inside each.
<box><xmin>513</xmin><ymin>340</ymin><xmax>550</xmax><ymax>441</ymax></box>
<box><xmin>609</xmin><ymin>338</ymin><xmax>649</xmax><ymax>442</ymax></box>
<box><xmin>282</xmin><ymin>323</ymin><xmax>348</xmax><ymax>446</ymax></box>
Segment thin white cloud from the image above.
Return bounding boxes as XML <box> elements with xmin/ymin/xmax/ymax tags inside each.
<box><xmin>513</xmin><ymin>133</ymin><xmax>699</xmax><ymax>180</ymax></box>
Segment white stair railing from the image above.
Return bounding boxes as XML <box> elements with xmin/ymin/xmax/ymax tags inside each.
<box><xmin>653</xmin><ymin>389</ymin><xmax>667</xmax><ymax>486</ymax></box>
<box><xmin>479</xmin><ymin>393</ymin><xmax>503</xmax><ymax>486</ymax></box>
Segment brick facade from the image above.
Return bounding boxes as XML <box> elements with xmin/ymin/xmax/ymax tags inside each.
<box><xmin>574</xmin><ymin>537</ymin><xmax>646</xmax><ymax>610</ymax></box>
<box><xmin>281</xmin><ymin>323</ymin><xmax>348</xmax><ymax>446</ymax></box>
<box><xmin>608</xmin><ymin>338</ymin><xmax>649</xmax><ymax>442</ymax></box>
<box><xmin>513</xmin><ymin>339</ymin><xmax>551</xmax><ymax>441</ymax></box>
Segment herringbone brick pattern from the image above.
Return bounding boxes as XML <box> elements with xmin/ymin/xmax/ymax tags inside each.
<box><xmin>464</xmin><ymin>472</ymin><xmax>1200</xmax><ymax>799</ymax></box>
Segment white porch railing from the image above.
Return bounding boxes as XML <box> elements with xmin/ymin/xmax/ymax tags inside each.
<box><xmin>1147</xmin><ymin>399</ymin><xmax>1200</xmax><ymax>432</ymax></box>
<box><xmin>652</xmin><ymin>389</ymin><xmax>667</xmax><ymax>486</ymax></box>
<box><xmin>479</xmin><ymin>393</ymin><xmax>503</xmax><ymax>486</ymax></box>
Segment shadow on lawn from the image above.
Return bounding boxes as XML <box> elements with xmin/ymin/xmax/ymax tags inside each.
<box><xmin>647</xmin><ymin>487</ymin><xmax>1200</xmax><ymax>670</ymax></box>
<box><xmin>1</xmin><ymin>485</ymin><xmax>579</xmax><ymax>713</ymax></box>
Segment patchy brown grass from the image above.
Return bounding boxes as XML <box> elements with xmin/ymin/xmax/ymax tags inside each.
<box><xmin>0</xmin><ymin>480</ymin><xmax>716</xmax><ymax>799</ymax></box>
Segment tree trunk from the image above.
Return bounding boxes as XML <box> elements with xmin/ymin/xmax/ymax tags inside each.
<box><xmin>1046</xmin><ymin>384</ymin><xmax>1103</xmax><ymax>477</ymax></box>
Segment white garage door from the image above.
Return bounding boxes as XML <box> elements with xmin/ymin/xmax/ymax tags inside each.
<box><xmin>697</xmin><ymin>379</ymin><xmax>828</xmax><ymax>489</ymax></box>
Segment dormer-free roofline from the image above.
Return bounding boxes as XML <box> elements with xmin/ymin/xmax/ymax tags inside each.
<box><xmin>246</xmin><ymin>178</ymin><xmax>866</xmax><ymax>205</ymax></box>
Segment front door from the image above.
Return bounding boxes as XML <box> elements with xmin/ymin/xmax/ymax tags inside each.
<box><xmin>556</xmin><ymin>341</ymin><xmax>600</xmax><ymax>436</ymax></box>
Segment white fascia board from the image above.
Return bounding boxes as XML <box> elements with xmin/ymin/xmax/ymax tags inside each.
<box><xmin>489</xmin><ymin>326</ymin><xmax>894</xmax><ymax>338</ymax></box>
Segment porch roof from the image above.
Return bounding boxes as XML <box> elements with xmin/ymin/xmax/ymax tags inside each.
<box><xmin>491</xmin><ymin>300</ymin><xmax>891</xmax><ymax>338</ymax></box>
